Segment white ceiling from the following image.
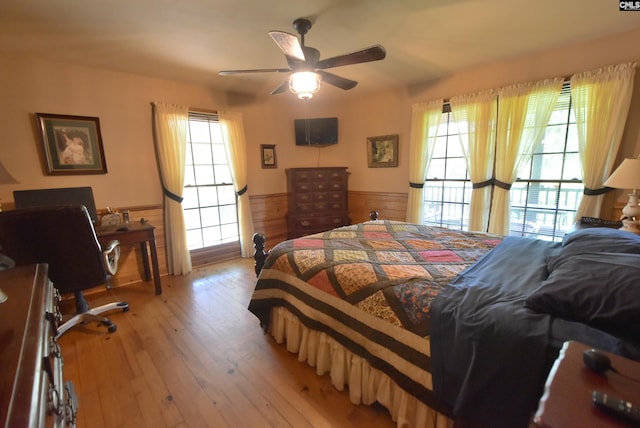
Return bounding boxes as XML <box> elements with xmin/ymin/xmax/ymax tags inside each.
<box><xmin>1</xmin><ymin>0</ymin><xmax>640</xmax><ymax>99</ymax></box>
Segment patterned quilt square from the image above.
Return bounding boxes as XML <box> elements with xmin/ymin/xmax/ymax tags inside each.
<box><xmin>308</xmin><ymin>270</ymin><xmax>339</xmax><ymax>296</ymax></box>
<box><xmin>293</xmin><ymin>249</ymin><xmax>326</xmax><ymax>273</ymax></box>
<box><xmin>382</xmin><ymin>264</ymin><xmax>432</xmax><ymax>280</ymax></box>
<box><xmin>376</xmin><ymin>250</ymin><xmax>416</xmax><ymax>264</ymax></box>
<box><xmin>335</xmin><ymin>263</ymin><xmax>378</xmax><ymax>294</ymax></box>
<box><xmin>405</xmin><ymin>239</ymin><xmax>445</xmax><ymax>250</ymax></box>
<box><xmin>294</xmin><ymin>238</ymin><xmax>325</xmax><ymax>248</ymax></box>
<box><xmin>394</xmin><ymin>281</ymin><xmax>443</xmax><ymax>325</ymax></box>
<box><xmin>333</xmin><ymin>249</ymin><xmax>369</xmax><ymax>262</ymax></box>
<box><xmin>328</xmin><ymin>231</ymin><xmax>358</xmax><ymax>239</ymax></box>
<box><xmin>391</xmin><ymin>224</ymin><xmax>420</xmax><ymax>232</ymax></box>
<box><xmin>365</xmin><ymin>239</ymin><xmax>405</xmax><ymax>250</ymax></box>
<box><xmin>362</xmin><ymin>224</ymin><xmax>389</xmax><ymax>232</ymax></box>
<box><xmin>418</xmin><ymin>250</ymin><xmax>464</xmax><ymax>263</ymax></box>
<box><xmin>363</xmin><ymin>231</ymin><xmax>393</xmax><ymax>239</ymax></box>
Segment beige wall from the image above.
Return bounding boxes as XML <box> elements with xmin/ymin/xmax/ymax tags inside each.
<box><xmin>1</xmin><ymin>27</ymin><xmax>640</xmax><ymax>212</ymax></box>
<box><xmin>243</xmin><ymin>27</ymin><xmax>640</xmax><ymax>201</ymax></box>
<box><xmin>0</xmin><ymin>56</ymin><xmax>232</xmax><ymax>209</ymax></box>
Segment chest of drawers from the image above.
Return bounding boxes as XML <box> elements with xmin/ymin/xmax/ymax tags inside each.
<box><xmin>0</xmin><ymin>263</ymin><xmax>77</xmax><ymax>427</ymax></box>
<box><xmin>286</xmin><ymin>167</ymin><xmax>350</xmax><ymax>239</ymax></box>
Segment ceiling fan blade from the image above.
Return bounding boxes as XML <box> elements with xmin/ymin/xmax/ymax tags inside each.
<box><xmin>269</xmin><ymin>31</ymin><xmax>305</xmax><ymax>62</ymax></box>
<box><xmin>315</xmin><ymin>45</ymin><xmax>386</xmax><ymax>69</ymax></box>
<box><xmin>316</xmin><ymin>70</ymin><xmax>357</xmax><ymax>91</ymax></box>
<box><xmin>219</xmin><ymin>68</ymin><xmax>291</xmax><ymax>75</ymax></box>
<box><xmin>271</xmin><ymin>80</ymin><xmax>290</xmax><ymax>95</ymax></box>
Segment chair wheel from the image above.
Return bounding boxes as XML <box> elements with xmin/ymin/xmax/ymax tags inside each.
<box><xmin>101</xmin><ymin>319</ymin><xmax>116</xmax><ymax>333</ymax></box>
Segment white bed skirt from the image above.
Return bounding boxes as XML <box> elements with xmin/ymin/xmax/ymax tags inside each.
<box><xmin>269</xmin><ymin>306</ymin><xmax>453</xmax><ymax>428</ymax></box>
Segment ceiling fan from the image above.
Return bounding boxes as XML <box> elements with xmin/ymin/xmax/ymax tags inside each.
<box><xmin>218</xmin><ymin>18</ymin><xmax>386</xmax><ymax>98</ymax></box>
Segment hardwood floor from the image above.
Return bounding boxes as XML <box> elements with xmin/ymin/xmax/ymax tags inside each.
<box><xmin>58</xmin><ymin>258</ymin><xmax>397</xmax><ymax>428</ymax></box>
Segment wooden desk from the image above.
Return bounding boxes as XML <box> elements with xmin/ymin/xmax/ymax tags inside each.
<box><xmin>535</xmin><ymin>341</ymin><xmax>640</xmax><ymax>428</ymax></box>
<box><xmin>96</xmin><ymin>221</ymin><xmax>162</xmax><ymax>295</ymax></box>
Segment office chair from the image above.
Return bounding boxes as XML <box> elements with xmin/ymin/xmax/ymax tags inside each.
<box><xmin>0</xmin><ymin>205</ymin><xmax>129</xmax><ymax>337</ymax></box>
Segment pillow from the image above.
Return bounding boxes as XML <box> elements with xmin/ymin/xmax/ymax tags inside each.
<box><xmin>525</xmin><ymin>251</ymin><xmax>640</xmax><ymax>341</ymax></box>
<box><xmin>561</xmin><ymin>227</ymin><xmax>640</xmax><ymax>255</ymax></box>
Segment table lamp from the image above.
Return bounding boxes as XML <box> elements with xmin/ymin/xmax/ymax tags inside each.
<box><xmin>603</xmin><ymin>157</ymin><xmax>640</xmax><ymax>234</ymax></box>
<box><xmin>0</xmin><ymin>159</ymin><xmax>18</xmax><ymax>302</ymax></box>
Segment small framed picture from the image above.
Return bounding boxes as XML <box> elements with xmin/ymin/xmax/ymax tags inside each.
<box><xmin>261</xmin><ymin>144</ymin><xmax>277</xmax><ymax>169</ymax></box>
<box><xmin>36</xmin><ymin>113</ymin><xmax>107</xmax><ymax>175</ymax></box>
<box><xmin>367</xmin><ymin>134</ymin><xmax>398</xmax><ymax>168</ymax></box>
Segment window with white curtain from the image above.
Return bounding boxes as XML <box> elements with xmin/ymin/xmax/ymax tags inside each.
<box><xmin>183</xmin><ymin>113</ymin><xmax>239</xmax><ymax>250</ymax></box>
<box><xmin>510</xmin><ymin>84</ymin><xmax>582</xmax><ymax>240</ymax></box>
<box><xmin>423</xmin><ymin>84</ymin><xmax>583</xmax><ymax>241</ymax></box>
<box><xmin>423</xmin><ymin>106</ymin><xmax>472</xmax><ymax>230</ymax></box>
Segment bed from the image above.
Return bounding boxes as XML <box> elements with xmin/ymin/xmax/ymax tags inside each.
<box><xmin>248</xmin><ymin>220</ymin><xmax>640</xmax><ymax>428</ymax></box>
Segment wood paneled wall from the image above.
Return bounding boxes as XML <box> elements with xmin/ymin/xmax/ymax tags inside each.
<box><xmin>247</xmin><ymin>191</ymin><xmax>409</xmax><ymax>251</ymax></box>
<box><xmin>5</xmin><ymin>196</ymin><xmax>624</xmax><ymax>295</ymax></box>
<box><xmin>249</xmin><ymin>193</ymin><xmax>288</xmax><ymax>250</ymax></box>
<box><xmin>349</xmin><ymin>191</ymin><xmax>408</xmax><ymax>223</ymax></box>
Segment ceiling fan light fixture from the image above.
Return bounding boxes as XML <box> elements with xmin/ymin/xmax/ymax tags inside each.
<box><xmin>289</xmin><ymin>71</ymin><xmax>321</xmax><ymax>99</ymax></box>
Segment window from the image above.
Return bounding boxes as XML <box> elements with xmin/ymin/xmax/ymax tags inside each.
<box><xmin>423</xmin><ymin>107</ymin><xmax>472</xmax><ymax>230</ymax></box>
<box><xmin>510</xmin><ymin>84</ymin><xmax>581</xmax><ymax>241</ymax></box>
<box><xmin>183</xmin><ymin>113</ymin><xmax>239</xmax><ymax>250</ymax></box>
<box><xmin>423</xmin><ymin>84</ymin><xmax>582</xmax><ymax>241</ymax></box>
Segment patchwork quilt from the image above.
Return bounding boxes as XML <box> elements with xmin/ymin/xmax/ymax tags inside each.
<box><xmin>251</xmin><ymin>220</ymin><xmax>502</xmax><ymax>337</ymax></box>
<box><xmin>249</xmin><ymin>221</ymin><xmax>501</xmax><ymax>410</ymax></box>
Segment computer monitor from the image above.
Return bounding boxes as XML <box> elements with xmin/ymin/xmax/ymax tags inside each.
<box><xmin>13</xmin><ymin>187</ymin><xmax>99</xmax><ymax>224</ymax></box>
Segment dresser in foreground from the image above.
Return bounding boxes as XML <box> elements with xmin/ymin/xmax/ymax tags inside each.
<box><xmin>0</xmin><ymin>263</ymin><xmax>77</xmax><ymax>427</ymax></box>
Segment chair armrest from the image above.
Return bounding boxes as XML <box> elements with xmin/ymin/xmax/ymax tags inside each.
<box><xmin>102</xmin><ymin>239</ymin><xmax>120</xmax><ymax>276</ymax></box>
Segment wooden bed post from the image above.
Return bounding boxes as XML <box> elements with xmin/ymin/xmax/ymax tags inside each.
<box><xmin>253</xmin><ymin>232</ymin><xmax>268</xmax><ymax>277</ymax></box>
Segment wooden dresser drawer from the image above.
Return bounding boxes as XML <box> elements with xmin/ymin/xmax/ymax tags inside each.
<box><xmin>0</xmin><ymin>264</ymin><xmax>77</xmax><ymax>427</ymax></box>
<box><xmin>286</xmin><ymin>167</ymin><xmax>350</xmax><ymax>239</ymax></box>
<box><xmin>291</xmin><ymin>215</ymin><xmax>350</xmax><ymax>232</ymax></box>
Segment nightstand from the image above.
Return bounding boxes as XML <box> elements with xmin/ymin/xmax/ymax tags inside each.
<box><xmin>534</xmin><ymin>341</ymin><xmax>640</xmax><ymax>427</ymax></box>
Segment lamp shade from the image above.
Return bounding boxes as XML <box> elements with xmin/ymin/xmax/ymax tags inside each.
<box><xmin>604</xmin><ymin>158</ymin><xmax>640</xmax><ymax>190</ymax></box>
<box><xmin>289</xmin><ymin>72</ymin><xmax>321</xmax><ymax>99</ymax></box>
<box><xmin>0</xmin><ymin>161</ymin><xmax>17</xmax><ymax>185</ymax></box>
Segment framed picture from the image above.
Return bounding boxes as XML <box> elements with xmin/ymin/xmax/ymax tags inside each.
<box><xmin>36</xmin><ymin>113</ymin><xmax>107</xmax><ymax>175</ymax></box>
<box><xmin>261</xmin><ymin>144</ymin><xmax>277</xmax><ymax>169</ymax></box>
<box><xmin>367</xmin><ymin>134</ymin><xmax>398</xmax><ymax>168</ymax></box>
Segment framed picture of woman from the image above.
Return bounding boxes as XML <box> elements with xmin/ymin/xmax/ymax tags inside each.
<box><xmin>36</xmin><ymin>113</ymin><xmax>107</xmax><ymax>175</ymax></box>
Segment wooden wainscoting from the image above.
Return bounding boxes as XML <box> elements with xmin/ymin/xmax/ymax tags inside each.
<box><xmin>612</xmin><ymin>202</ymin><xmax>624</xmax><ymax>221</ymax></box>
<box><xmin>94</xmin><ymin>196</ymin><xmax>623</xmax><ymax>292</ymax></box>
<box><xmin>248</xmin><ymin>191</ymin><xmax>409</xmax><ymax>250</ymax></box>
<box><xmin>249</xmin><ymin>193</ymin><xmax>288</xmax><ymax>250</ymax></box>
<box><xmin>349</xmin><ymin>191</ymin><xmax>408</xmax><ymax>223</ymax></box>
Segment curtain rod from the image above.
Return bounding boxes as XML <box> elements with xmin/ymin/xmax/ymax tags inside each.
<box><xmin>190</xmin><ymin>108</ymin><xmax>218</xmax><ymax>115</ymax></box>
<box><xmin>442</xmin><ymin>76</ymin><xmax>572</xmax><ymax>105</ymax></box>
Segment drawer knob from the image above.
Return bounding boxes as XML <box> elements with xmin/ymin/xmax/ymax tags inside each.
<box><xmin>48</xmin><ymin>385</ymin><xmax>63</xmax><ymax>415</ymax></box>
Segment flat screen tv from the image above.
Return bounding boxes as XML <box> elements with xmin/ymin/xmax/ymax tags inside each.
<box><xmin>294</xmin><ymin>117</ymin><xmax>338</xmax><ymax>146</ymax></box>
<box><xmin>13</xmin><ymin>186</ymin><xmax>99</xmax><ymax>224</ymax></box>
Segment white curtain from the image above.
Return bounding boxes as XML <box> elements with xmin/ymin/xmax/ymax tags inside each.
<box><xmin>219</xmin><ymin>110</ymin><xmax>254</xmax><ymax>258</ymax></box>
<box><xmin>450</xmin><ymin>91</ymin><xmax>497</xmax><ymax>232</ymax></box>
<box><xmin>571</xmin><ymin>62</ymin><xmax>637</xmax><ymax>219</ymax></box>
<box><xmin>406</xmin><ymin>99</ymin><xmax>444</xmax><ymax>224</ymax></box>
<box><xmin>487</xmin><ymin>78</ymin><xmax>564</xmax><ymax>235</ymax></box>
<box><xmin>152</xmin><ymin>102</ymin><xmax>192</xmax><ymax>275</ymax></box>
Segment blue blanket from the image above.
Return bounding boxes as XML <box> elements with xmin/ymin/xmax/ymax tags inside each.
<box><xmin>430</xmin><ymin>236</ymin><xmax>640</xmax><ymax>427</ymax></box>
